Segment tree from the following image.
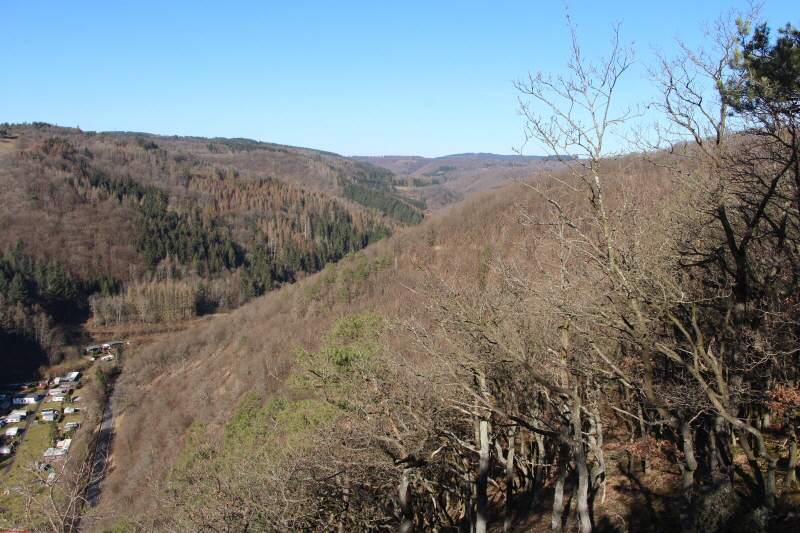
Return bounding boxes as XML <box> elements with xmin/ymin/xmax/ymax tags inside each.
<box><xmin>647</xmin><ymin>8</ymin><xmax>800</xmax><ymax>514</ymax></box>
<box><xmin>508</xmin><ymin>15</ymin><xmax>641</xmax><ymax>533</ymax></box>
<box><xmin>8</xmin><ymin>273</ymin><xmax>30</xmax><ymax>304</ymax></box>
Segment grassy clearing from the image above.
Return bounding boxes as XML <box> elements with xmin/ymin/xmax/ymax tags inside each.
<box><xmin>0</xmin><ymin>138</ymin><xmax>15</xmax><ymax>154</ymax></box>
<box><xmin>0</xmin><ymin>417</ymin><xmax>69</xmax><ymax>529</ymax></box>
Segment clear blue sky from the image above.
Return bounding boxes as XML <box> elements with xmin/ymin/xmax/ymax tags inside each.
<box><xmin>2</xmin><ymin>1</ymin><xmax>796</xmax><ymax>157</ymax></box>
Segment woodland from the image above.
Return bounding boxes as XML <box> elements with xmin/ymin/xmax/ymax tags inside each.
<box><xmin>2</xmin><ymin>8</ymin><xmax>800</xmax><ymax>533</ymax></box>
<box><xmin>0</xmin><ymin>122</ymin><xmax>429</xmax><ymax>379</ymax></box>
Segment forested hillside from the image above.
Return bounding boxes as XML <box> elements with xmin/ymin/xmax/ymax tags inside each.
<box><xmin>0</xmin><ymin>125</ymin><xmax>425</xmax><ymax>379</ymax></box>
<box><xmin>79</xmin><ymin>13</ymin><xmax>800</xmax><ymax>533</ymax></box>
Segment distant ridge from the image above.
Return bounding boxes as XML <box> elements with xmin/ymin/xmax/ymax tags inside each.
<box><xmin>442</xmin><ymin>152</ymin><xmax>527</xmax><ymax>161</ymax></box>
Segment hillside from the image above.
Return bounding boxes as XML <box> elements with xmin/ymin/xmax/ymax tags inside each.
<box><xmin>92</xmin><ymin>181</ymin><xmax>544</xmax><ymax>528</ymax></box>
<box><xmin>0</xmin><ymin>124</ymin><xmax>435</xmax><ymax>380</ymax></box>
<box><xmin>74</xmin><ymin>18</ymin><xmax>800</xmax><ymax>531</ymax></box>
<box><xmin>90</xmin><ymin>140</ymin><xmax>800</xmax><ymax>533</ymax></box>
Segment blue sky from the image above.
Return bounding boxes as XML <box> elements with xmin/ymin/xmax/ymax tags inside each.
<box><xmin>2</xmin><ymin>1</ymin><xmax>797</xmax><ymax>157</ymax></box>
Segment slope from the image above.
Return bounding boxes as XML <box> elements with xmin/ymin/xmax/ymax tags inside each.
<box><xmin>0</xmin><ymin>124</ymin><xmax>425</xmax><ymax>379</ymax></box>
<box><xmin>93</xmin><ymin>179</ymin><xmax>540</xmax><ymax>525</ymax></box>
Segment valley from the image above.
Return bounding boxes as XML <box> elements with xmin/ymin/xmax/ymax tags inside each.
<box><xmin>2</xmin><ymin>15</ymin><xmax>800</xmax><ymax>531</ymax></box>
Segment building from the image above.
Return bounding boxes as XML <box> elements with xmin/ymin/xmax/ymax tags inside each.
<box><xmin>102</xmin><ymin>341</ymin><xmax>125</xmax><ymax>351</ymax></box>
<box><xmin>43</xmin><ymin>447</ymin><xmax>66</xmax><ymax>458</ymax></box>
<box><xmin>41</xmin><ymin>409</ymin><xmax>59</xmax><ymax>422</ymax></box>
<box><xmin>13</xmin><ymin>393</ymin><xmax>42</xmax><ymax>404</ymax></box>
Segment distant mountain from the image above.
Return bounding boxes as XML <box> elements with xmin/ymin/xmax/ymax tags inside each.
<box><xmin>443</xmin><ymin>152</ymin><xmax>528</xmax><ymax>161</ymax></box>
<box><xmin>352</xmin><ymin>153</ymin><xmax>564</xmax><ymax>210</ymax></box>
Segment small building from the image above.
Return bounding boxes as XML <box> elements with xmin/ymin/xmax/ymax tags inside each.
<box><xmin>64</xmin><ymin>407</ymin><xmax>77</xmax><ymax>414</ymax></box>
<box><xmin>55</xmin><ymin>438</ymin><xmax>71</xmax><ymax>451</ymax></box>
<box><xmin>102</xmin><ymin>341</ymin><xmax>125</xmax><ymax>351</ymax></box>
<box><xmin>41</xmin><ymin>409</ymin><xmax>59</xmax><ymax>422</ymax></box>
<box><xmin>64</xmin><ymin>422</ymin><xmax>79</xmax><ymax>431</ymax></box>
<box><xmin>59</xmin><ymin>381</ymin><xmax>80</xmax><ymax>390</ymax></box>
<box><xmin>13</xmin><ymin>393</ymin><xmax>42</xmax><ymax>404</ymax></box>
<box><xmin>0</xmin><ymin>445</ymin><xmax>12</xmax><ymax>455</ymax></box>
<box><xmin>84</xmin><ymin>346</ymin><xmax>101</xmax><ymax>354</ymax></box>
<box><xmin>5</xmin><ymin>427</ymin><xmax>19</xmax><ymax>437</ymax></box>
<box><xmin>43</xmin><ymin>447</ymin><xmax>66</xmax><ymax>458</ymax></box>
<box><xmin>100</xmin><ymin>354</ymin><xmax>115</xmax><ymax>361</ymax></box>
<box><xmin>65</xmin><ymin>372</ymin><xmax>81</xmax><ymax>381</ymax></box>
<box><xmin>50</xmin><ymin>396</ymin><xmax>65</xmax><ymax>403</ymax></box>
<box><xmin>3</xmin><ymin>414</ymin><xmax>23</xmax><ymax>424</ymax></box>
<box><xmin>10</xmin><ymin>409</ymin><xmax>28</xmax><ymax>418</ymax></box>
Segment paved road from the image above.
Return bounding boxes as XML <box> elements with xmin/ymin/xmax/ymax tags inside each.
<box><xmin>85</xmin><ymin>396</ymin><xmax>113</xmax><ymax>507</ymax></box>
<box><xmin>2</xmin><ymin>395</ymin><xmax>45</xmax><ymax>475</ymax></box>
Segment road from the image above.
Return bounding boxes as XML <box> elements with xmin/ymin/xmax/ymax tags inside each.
<box><xmin>84</xmin><ymin>395</ymin><xmax>113</xmax><ymax>507</ymax></box>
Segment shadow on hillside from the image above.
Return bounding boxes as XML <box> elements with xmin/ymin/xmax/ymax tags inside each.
<box><xmin>501</xmin><ymin>465</ymin><xmax>684</xmax><ymax>533</ymax></box>
<box><xmin>0</xmin><ymin>331</ymin><xmax>49</xmax><ymax>382</ymax></box>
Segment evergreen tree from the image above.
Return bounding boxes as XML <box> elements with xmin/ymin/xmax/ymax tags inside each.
<box><xmin>8</xmin><ymin>273</ymin><xmax>29</xmax><ymax>304</ymax></box>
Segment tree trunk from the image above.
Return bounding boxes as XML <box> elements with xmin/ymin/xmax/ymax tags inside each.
<box><xmin>679</xmin><ymin>419</ymin><xmax>698</xmax><ymax>533</ymax></box>
<box><xmin>552</xmin><ymin>442</ymin><xmax>570</xmax><ymax>533</ymax></box>
<box><xmin>736</xmin><ymin>428</ymin><xmax>766</xmax><ymax>499</ymax></box>
<box><xmin>505</xmin><ymin>426</ymin><xmax>516</xmax><ymax>532</ymax></box>
<box><xmin>476</xmin><ymin>419</ymin><xmax>490</xmax><ymax>533</ymax></box>
<box><xmin>783</xmin><ymin>428</ymin><xmax>797</xmax><ymax>491</ymax></box>
<box><xmin>588</xmin><ymin>406</ymin><xmax>606</xmax><ymax>503</ymax></box>
<box><xmin>517</xmin><ymin>433</ymin><xmax>531</xmax><ymax>492</ymax></box>
<box><xmin>533</xmin><ymin>433</ymin><xmax>546</xmax><ymax>508</ymax></box>
<box><xmin>572</xmin><ymin>403</ymin><xmax>592</xmax><ymax>533</ymax></box>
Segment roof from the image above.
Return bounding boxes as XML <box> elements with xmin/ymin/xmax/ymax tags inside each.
<box><xmin>43</xmin><ymin>447</ymin><xmax>66</xmax><ymax>457</ymax></box>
